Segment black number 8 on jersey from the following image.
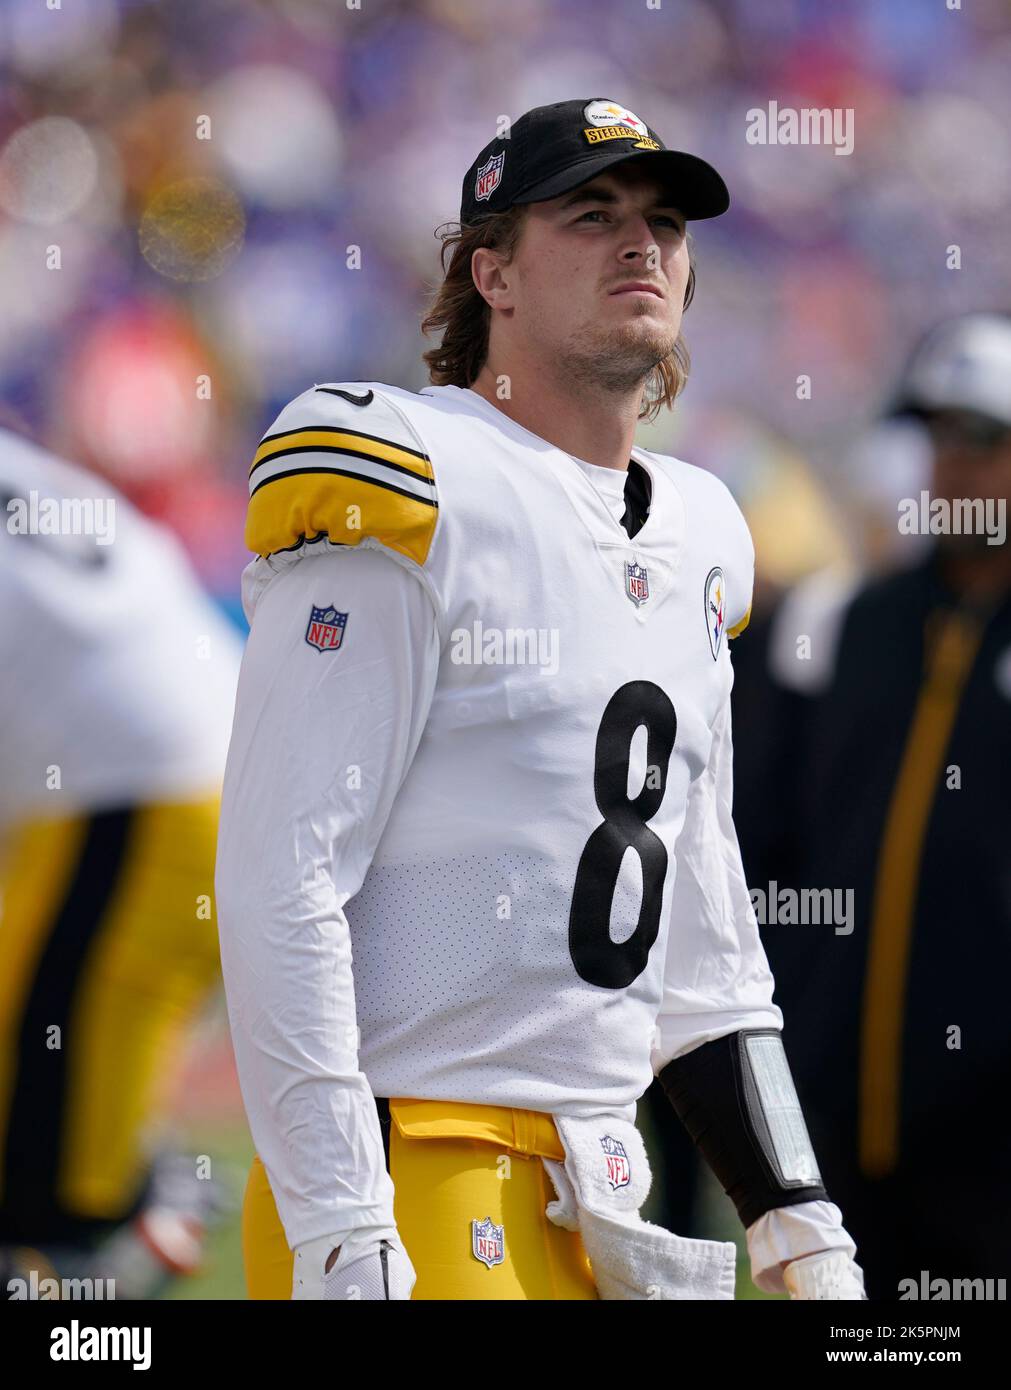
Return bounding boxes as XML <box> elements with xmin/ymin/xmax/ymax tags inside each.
<box><xmin>568</xmin><ymin>681</ymin><xmax>677</xmax><ymax>989</ymax></box>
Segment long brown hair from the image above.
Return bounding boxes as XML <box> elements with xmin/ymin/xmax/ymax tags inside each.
<box><xmin>421</xmin><ymin>209</ymin><xmax>695</xmax><ymax>422</ymax></box>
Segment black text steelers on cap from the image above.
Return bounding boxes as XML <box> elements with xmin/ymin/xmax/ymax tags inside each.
<box><xmin>460</xmin><ymin>98</ymin><xmax>729</xmax><ymax>226</ymax></box>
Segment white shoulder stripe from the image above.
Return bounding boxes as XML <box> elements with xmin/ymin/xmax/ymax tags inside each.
<box><xmin>249</xmin><ymin>448</ymin><xmax>437</xmax><ymax>504</ymax></box>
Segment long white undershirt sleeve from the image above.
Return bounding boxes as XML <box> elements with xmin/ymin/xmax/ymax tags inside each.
<box><xmin>215</xmin><ymin>543</ymin><xmax>440</xmax><ymax>1251</ymax></box>
<box><xmin>650</xmin><ymin>686</ymin><xmax>858</xmax><ymax>1291</ymax></box>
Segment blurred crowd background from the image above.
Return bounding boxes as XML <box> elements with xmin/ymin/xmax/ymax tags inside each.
<box><xmin>2</xmin><ymin>0</ymin><xmax>1010</xmax><ymax>615</ymax></box>
<box><xmin>2</xmin><ymin>0</ymin><xmax>1009</xmax><ymax>1300</ymax></box>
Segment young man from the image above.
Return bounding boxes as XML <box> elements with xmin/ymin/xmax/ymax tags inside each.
<box><xmin>216</xmin><ymin>98</ymin><xmax>865</xmax><ymax>1301</ymax></box>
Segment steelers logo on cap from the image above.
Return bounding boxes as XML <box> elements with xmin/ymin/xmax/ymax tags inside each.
<box><xmin>582</xmin><ymin>100</ymin><xmax>649</xmax><ymax>137</ymax></box>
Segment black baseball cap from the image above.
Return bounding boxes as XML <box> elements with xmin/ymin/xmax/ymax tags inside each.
<box><xmin>460</xmin><ymin>97</ymin><xmax>729</xmax><ymax>227</ymax></box>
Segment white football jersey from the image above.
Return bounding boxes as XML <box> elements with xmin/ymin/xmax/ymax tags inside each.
<box><xmin>216</xmin><ymin>381</ymin><xmax>789</xmax><ymax>1250</ymax></box>
<box><xmin>0</xmin><ymin>429</ymin><xmax>242</xmax><ymax>826</ymax></box>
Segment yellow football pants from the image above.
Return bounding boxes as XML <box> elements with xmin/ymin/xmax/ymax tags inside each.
<box><xmin>243</xmin><ymin>1098</ymin><xmax>599</xmax><ymax>1299</ymax></box>
<box><xmin>0</xmin><ymin>794</ymin><xmax>223</xmax><ymax>1238</ymax></box>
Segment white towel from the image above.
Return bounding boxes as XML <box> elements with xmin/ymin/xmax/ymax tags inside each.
<box><xmin>543</xmin><ymin>1112</ymin><xmax>736</xmax><ymax>1300</ymax></box>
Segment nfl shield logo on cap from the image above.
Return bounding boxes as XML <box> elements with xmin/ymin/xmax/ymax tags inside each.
<box><xmin>474</xmin><ymin>151</ymin><xmax>505</xmax><ymax>202</ymax></box>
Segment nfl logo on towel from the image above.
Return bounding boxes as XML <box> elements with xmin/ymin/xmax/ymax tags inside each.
<box><xmin>625</xmin><ymin>560</ymin><xmax>649</xmax><ymax>608</ymax></box>
<box><xmin>600</xmin><ymin>1135</ymin><xmax>631</xmax><ymax>1190</ymax></box>
<box><xmin>305</xmin><ymin>604</ymin><xmax>348</xmax><ymax>652</ymax></box>
<box><xmin>471</xmin><ymin>1216</ymin><xmax>505</xmax><ymax>1268</ymax></box>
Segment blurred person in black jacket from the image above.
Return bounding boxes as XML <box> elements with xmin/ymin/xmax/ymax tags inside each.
<box><xmin>732</xmin><ymin>312</ymin><xmax>1011</xmax><ymax>1301</ymax></box>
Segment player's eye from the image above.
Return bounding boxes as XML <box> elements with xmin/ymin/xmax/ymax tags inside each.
<box><xmin>576</xmin><ymin>209</ymin><xmax>683</xmax><ymax>233</ymax></box>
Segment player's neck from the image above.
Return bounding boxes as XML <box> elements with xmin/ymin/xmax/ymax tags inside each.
<box><xmin>468</xmin><ymin>361</ymin><xmax>640</xmax><ymax>472</ymax></box>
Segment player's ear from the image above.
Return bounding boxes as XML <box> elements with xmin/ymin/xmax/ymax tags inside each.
<box><xmin>471</xmin><ymin>245</ymin><xmax>516</xmax><ymax>311</ymax></box>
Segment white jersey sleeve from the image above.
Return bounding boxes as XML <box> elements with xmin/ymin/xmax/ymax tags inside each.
<box><xmin>215</xmin><ymin>540</ymin><xmax>440</xmax><ymax>1250</ymax></box>
<box><xmin>650</xmin><ymin>684</ymin><xmax>783</xmax><ymax>1074</ymax></box>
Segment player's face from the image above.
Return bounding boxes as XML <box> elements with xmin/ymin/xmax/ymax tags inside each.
<box><xmin>506</xmin><ymin>167</ymin><xmax>690</xmax><ymax>392</ymax></box>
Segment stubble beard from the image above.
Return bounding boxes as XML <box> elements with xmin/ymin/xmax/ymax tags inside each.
<box><xmin>555</xmin><ymin>307</ymin><xmax>678</xmax><ymax>397</ymax></box>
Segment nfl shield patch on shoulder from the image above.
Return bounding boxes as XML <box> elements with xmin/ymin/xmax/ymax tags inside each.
<box><xmin>305</xmin><ymin>604</ymin><xmax>348</xmax><ymax>652</ymax></box>
<box><xmin>471</xmin><ymin>1216</ymin><xmax>505</xmax><ymax>1268</ymax></box>
<box><xmin>704</xmin><ymin>567</ymin><xmax>725</xmax><ymax>660</ymax></box>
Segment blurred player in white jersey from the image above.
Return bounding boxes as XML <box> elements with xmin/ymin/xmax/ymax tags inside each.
<box><xmin>0</xmin><ymin>428</ymin><xmax>242</xmax><ymax>1298</ymax></box>
<box><xmin>218</xmin><ymin>98</ymin><xmax>865</xmax><ymax>1300</ymax></box>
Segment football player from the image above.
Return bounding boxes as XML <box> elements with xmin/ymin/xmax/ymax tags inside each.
<box><xmin>0</xmin><ymin>428</ymin><xmax>241</xmax><ymax>1297</ymax></box>
<box><xmin>216</xmin><ymin>98</ymin><xmax>865</xmax><ymax>1300</ymax></box>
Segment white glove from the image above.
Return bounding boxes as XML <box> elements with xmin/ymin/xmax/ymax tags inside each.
<box><xmin>783</xmin><ymin>1249</ymin><xmax>867</xmax><ymax>1300</ymax></box>
<box><xmin>292</xmin><ymin>1230</ymin><xmax>416</xmax><ymax>1300</ymax></box>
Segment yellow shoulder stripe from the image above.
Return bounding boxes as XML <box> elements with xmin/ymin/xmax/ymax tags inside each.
<box><xmin>245</xmin><ymin>425</ymin><xmax>437</xmax><ymax>565</ymax></box>
<box><xmin>728</xmin><ymin>602</ymin><xmax>752</xmax><ymax>640</ymax></box>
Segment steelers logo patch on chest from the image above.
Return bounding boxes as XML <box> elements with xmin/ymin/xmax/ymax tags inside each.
<box><xmin>705</xmin><ymin>566</ymin><xmax>726</xmax><ymax>660</ymax></box>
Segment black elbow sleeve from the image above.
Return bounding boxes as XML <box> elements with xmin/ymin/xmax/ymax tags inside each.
<box><xmin>657</xmin><ymin>1028</ymin><xmax>828</xmax><ymax>1229</ymax></box>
